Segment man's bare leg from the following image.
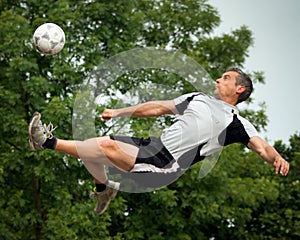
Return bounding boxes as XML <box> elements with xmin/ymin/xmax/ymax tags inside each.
<box><xmin>54</xmin><ymin>136</ymin><xmax>138</xmax><ymax>181</ymax></box>
<box><xmin>29</xmin><ymin>112</ymin><xmax>136</xmax><ymax>215</ymax></box>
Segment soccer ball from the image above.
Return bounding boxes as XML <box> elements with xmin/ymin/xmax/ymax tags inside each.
<box><xmin>33</xmin><ymin>23</ymin><xmax>65</xmax><ymax>55</ymax></box>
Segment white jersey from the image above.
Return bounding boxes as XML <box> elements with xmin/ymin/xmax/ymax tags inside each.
<box><xmin>160</xmin><ymin>92</ymin><xmax>258</xmax><ymax>165</ymax></box>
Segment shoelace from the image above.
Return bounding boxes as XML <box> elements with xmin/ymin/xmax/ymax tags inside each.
<box><xmin>44</xmin><ymin>122</ymin><xmax>57</xmax><ymax>138</ymax></box>
<box><xmin>37</xmin><ymin>120</ymin><xmax>57</xmax><ymax>139</ymax></box>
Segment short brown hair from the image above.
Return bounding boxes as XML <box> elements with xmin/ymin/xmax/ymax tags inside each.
<box><xmin>226</xmin><ymin>67</ymin><xmax>253</xmax><ymax>104</ymax></box>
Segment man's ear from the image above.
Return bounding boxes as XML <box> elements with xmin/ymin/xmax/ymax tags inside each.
<box><xmin>236</xmin><ymin>85</ymin><xmax>246</xmax><ymax>94</ymax></box>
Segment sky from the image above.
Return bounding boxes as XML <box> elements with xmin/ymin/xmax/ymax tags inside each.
<box><xmin>210</xmin><ymin>0</ymin><xmax>300</xmax><ymax>145</ymax></box>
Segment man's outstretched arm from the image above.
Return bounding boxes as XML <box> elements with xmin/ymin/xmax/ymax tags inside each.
<box><xmin>248</xmin><ymin>136</ymin><xmax>290</xmax><ymax>176</ymax></box>
<box><xmin>101</xmin><ymin>100</ymin><xmax>178</xmax><ymax>120</ymax></box>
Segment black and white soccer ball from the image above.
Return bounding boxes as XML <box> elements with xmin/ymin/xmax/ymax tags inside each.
<box><xmin>33</xmin><ymin>23</ymin><xmax>65</xmax><ymax>55</ymax></box>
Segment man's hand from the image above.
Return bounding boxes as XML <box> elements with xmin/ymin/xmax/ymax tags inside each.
<box><xmin>101</xmin><ymin>109</ymin><xmax>115</xmax><ymax>120</ymax></box>
<box><xmin>273</xmin><ymin>156</ymin><xmax>290</xmax><ymax>176</ymax></box>
<box><xmin>248</xmin><ymin>136</ymin><xmax>290</xmax><ymax>176</ymax></box>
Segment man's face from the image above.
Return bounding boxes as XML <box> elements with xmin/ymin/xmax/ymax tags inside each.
<box><xmin>214</xmin><ymin>71</ymin><xmax>244</xmax><ymax>104</ymax></box>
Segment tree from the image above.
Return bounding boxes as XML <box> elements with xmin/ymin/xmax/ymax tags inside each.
<box><xmin>1</xmin><ymin>0</ymin><xmax>297</xmax><ymax>239</ymax></box>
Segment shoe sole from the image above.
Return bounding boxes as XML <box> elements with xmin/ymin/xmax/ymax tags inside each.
<box><xmin>28</xmin><ymin>112</ymin><xmax>41</xmax><ymax>151</ymax></box>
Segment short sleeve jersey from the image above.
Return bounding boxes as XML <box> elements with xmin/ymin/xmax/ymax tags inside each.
<box><xmin>160</xmin><ymin>92</ymin><xmax>258</xmax><ymax>163</ymax></box>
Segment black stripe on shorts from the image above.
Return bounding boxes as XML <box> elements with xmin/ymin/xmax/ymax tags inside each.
<box><xmin>109</xmin><ymin>136</ymin><xmax>174</xmax><ymax>168</ymax></box>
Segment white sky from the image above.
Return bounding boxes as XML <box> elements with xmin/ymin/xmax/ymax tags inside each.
<box><xmin>210</xmin><ymin>0</ymin><xmax>300</xmax><ymax>145</ymax></box>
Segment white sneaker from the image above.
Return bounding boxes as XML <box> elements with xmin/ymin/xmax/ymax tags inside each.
<box><xmin>90</xmin><ymin>180</ymin><xmax>120</xmax><ymax>215</ymax></box>
<box><xmin>28</xmin><ymin>112</ymin><xmax>56</xmax><ymax>150</ymax></box>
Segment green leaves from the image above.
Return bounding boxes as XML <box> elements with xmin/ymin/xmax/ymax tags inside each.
<box><xmin>1</xmin><ymin>0</ymin><xmax>299</xmax><ymax>239</ymax></box>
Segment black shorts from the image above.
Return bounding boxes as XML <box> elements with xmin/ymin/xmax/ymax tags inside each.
<box><xmin>109</xmin><ymin>136</ymin><xmax>175</xmax><ymax>170</ymax></box>
<box><xmin>109</xmin><ymin>136</ymin><xmax>184</xmax><ymax>190</ymax></box>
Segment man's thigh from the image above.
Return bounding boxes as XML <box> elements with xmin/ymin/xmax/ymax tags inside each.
<box><xmin>97</xmin><ymin>136</ymin><xmax>139</xmax><ymax>171</ymax></box>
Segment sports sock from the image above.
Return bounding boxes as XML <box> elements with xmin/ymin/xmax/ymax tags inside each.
<box><xmin>95</xmin><ymin>179</ymin><xmax>109</xmax><ymax>192</ymax></box>
<box><xmin>42</xmin><ymin>137</ymin><xmax>57</xmax><ymax>149</ymax></box>
<box><xmin>96</xmin><ymin>184</ymin><xmax>107</xmax><ymax>192</ymax></box>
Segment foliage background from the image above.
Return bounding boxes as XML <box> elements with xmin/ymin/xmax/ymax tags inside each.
<box><xmin>0</xmin><ymin>0</ymin><xmax>299</xmax><ymax>239</ymax></box>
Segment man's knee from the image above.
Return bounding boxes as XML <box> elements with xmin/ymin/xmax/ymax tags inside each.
<box><xmin>99</xmin><ymin>138</ymin><xmax>115</xmax><ymax>148</ymax></box>
<box><xmin>98</xmin><ymin>138</ymin><xmax>136</xmax><ymax>172</ymax></box>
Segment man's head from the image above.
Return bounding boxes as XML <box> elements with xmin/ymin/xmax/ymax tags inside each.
<box><xmin>214</xmin><ymin>67</ymin><xmax>253</xmax><ymax>105</ymax></box>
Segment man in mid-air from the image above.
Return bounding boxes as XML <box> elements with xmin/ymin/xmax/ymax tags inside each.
<box><xmin>28</xmin><ymin>67</ymin><xmax>290</xmax><ymax>215</ymax></box>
